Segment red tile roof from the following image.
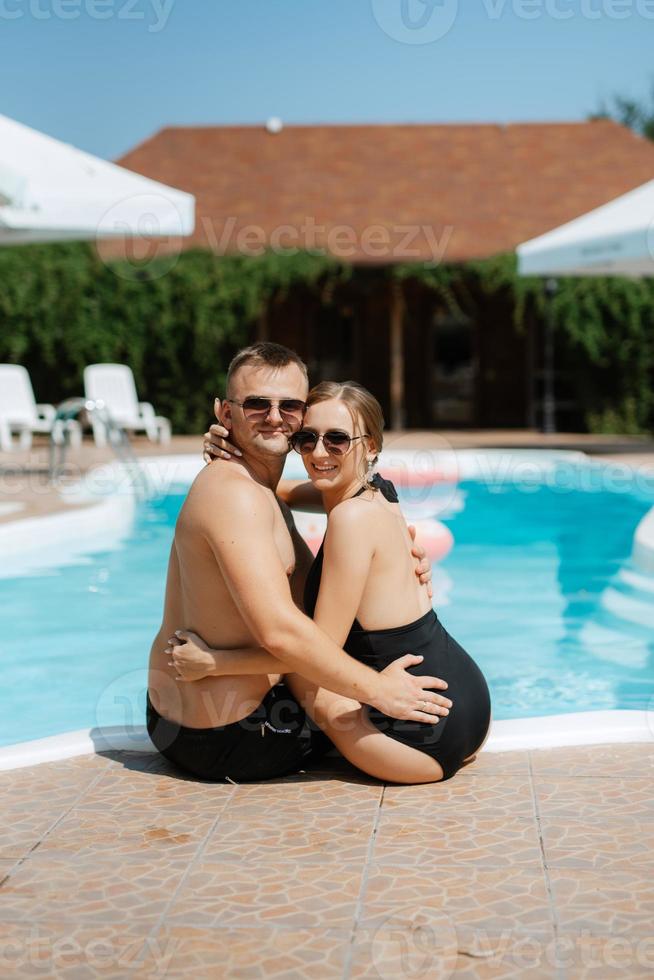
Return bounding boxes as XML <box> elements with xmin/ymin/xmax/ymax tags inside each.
<box><xmin>115</xmin><ymin>121</ymin><xmax>654</xmax><ymax>264</ymax></box>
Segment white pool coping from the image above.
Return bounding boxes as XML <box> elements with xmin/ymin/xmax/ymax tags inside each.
<box><xmin>1</xmin><ymin>449</ymin><xmax>653</xmax><ymax>770</ymax></box>
<box><xmin>0</xmin><ymin>710</ymin><xmax>651</xmax><ymax>771</ymax></box>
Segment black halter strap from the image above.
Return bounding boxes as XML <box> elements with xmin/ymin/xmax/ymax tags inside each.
<box><xmin>352</xmin><ymin>472</ymin><xmax>399</xmax><ymax>503</ymax></box>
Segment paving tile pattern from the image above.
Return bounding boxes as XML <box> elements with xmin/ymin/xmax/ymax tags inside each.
<box><xmin>0</xmin><ymin>743</ymin><xmax>652</xmax><ymax>978</ymax></box>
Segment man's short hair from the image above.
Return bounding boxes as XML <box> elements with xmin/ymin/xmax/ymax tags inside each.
<box><xmin>226</xmin><ymin>342</ymin><xmax>309</xmax><ymax>394</ymax></box>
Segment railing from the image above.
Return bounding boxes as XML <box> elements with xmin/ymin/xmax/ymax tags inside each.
<box><xmin>49</xmin><ymin>398</ymin><xmax>150</xmax><ymax>497</ymax></box>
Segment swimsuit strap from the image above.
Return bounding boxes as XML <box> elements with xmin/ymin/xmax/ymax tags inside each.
<box><xmin>352</xmin><ymin>472</ymin><xmax>399</xmax><ymax>503</ymax></box>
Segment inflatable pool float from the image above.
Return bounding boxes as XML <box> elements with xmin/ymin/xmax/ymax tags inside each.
<box><xmin>408</xmin><ymin>518</ymin><xmax>454</xmax><ymax>562</ymax></box>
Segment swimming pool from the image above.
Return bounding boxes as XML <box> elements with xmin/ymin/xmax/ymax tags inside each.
<box><xmin>1</xmin><ymin>450</ymin><xmax>653</xmax><ymax>748</ymax></box>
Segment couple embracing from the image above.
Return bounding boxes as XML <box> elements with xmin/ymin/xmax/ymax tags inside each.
<box><xmin>147</xmin><ymin>342</ymin><xmax>490</xmax><ymax>784</ymax></box>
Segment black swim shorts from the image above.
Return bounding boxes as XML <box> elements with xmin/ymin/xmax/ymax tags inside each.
<box><xmin>146</xmin><ymin>682</ymin><xmax>330</xmax><ymax>783</ymax></box>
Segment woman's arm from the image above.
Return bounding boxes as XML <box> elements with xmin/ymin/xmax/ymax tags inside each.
<box><xmin>167</xmin><ymin>630</ymin><xmax>286</xmax><ymax>682</ymax></box>
<box><xmin>276</xmin><ymin>479</ymin><xmax>324</xmax><ymax>512</ymax></box>
<box><xmin>311</xmin><ymin>501</ymin><xmax>376</xmax><ymax>646</ymax></box>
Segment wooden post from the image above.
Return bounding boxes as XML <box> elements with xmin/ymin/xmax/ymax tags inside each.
<box><xmin>542</xmin><ymin>278</ymin><xmax>558</xmax><ymax>434</ymax></box>
<box><xmin>526</xmin><ymin>314</ymin><xmax>537</xmax><ymax>429</ymax></box>
<box><xmin>389</xmin><ymin>280</ymin><xmax>405</xmax><ymax>431</ymax></box>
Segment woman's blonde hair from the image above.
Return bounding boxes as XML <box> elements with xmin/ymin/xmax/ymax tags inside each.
<box><xmin>306</xmin><ymin>381</ymin><xmax>384</xmax><ymax>488</ymax></box>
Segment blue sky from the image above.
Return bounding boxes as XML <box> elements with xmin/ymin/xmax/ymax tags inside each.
<box><xmin>1</xmin><ymin>0</ymin><xmax>652</xmax><ymax>160</ymax></box>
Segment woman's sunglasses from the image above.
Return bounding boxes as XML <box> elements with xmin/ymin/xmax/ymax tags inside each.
<box><xmin>290</xmin><ymin>429</ymin><xmax>369</xmax><ymax>456</ymax></box>
<box><xmin>225</xmin><ymin>396</ymin><xmax>306</xmax><ymax>420</ymax></box>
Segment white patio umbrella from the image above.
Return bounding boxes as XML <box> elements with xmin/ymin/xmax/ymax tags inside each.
<box><xmin>517</xmin><ymin>179</ymin><xmax>654</xmax><ymax>278</ymax></box>
<box><xmin>0</xmin><ymin>114</ymin><xmax>194</xmax><ymax>245</ymax></box>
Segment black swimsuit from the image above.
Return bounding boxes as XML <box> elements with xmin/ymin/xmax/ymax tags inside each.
<box><xmin>146</xmin><ymin>683</ymin><xmax>329</xmax><ymax>783</ymax></box>
<box><xmin>303</xmin><ymin>475</ymin><xmax>491</xmax><ymax>781</ymax></box>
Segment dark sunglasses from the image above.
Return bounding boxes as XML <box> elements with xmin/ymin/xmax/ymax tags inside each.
<box><xmin>290</xmin><ymin>429</ymin><xmax>369</xmax><ymax>456</ymax></box>
<box><xmin>225</xmin><ymin>396</ymin><xmax>306</xmax><ymax>419</ymax></box>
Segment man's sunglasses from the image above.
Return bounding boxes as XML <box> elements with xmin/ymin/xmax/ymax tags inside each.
<box><xmin>225</xmin><ymin>397</ymin><xmax>306</xmax><ymax>419</ymax></box>
<box><xmin>289</xmin><ymin>429</ymin><xmax>369</xmax><ymax>456</ymax></box>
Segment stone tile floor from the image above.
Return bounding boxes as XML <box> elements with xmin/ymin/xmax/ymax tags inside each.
<box><xmin>0</xmin><ymin>744</ymin><xmax>653</xmax><ymax>978</ymax></box>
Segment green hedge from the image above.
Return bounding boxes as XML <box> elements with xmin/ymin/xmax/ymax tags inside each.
<box><xmin>1</xmin><ymin>243</ymin><xmax>653</xmax><ymax>434</ymax></box>
<box><xmin>0</xmin><ymin>243</ymin><xmax>347</xmax><ymax>434</ymax></box>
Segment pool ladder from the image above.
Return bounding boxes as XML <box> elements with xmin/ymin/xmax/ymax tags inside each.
<box><xmin>48</xmin><ymin>397</ymin><xmax>151</xmax><ymax>498</ymax></box>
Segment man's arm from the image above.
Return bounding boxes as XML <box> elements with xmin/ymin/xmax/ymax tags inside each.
<box><xmin>196</xmin><ymin>475</ymin><xmax>447</xmax><ymax>722</ymax></box>
<box><xmin>168</xmin><ymin>630</ymin><xmax>286</xmax><ymax>681</ymax></box>
<box><xmin>201</xmin><ymin>478</ymin><xmax>377</xmax><ymax>701</ymax></box>
<box><xmin>288</xmin><ymin>521</ymin><xmax>314</xmax><ymax>610</ymax></box>
<box><xmin>273</xmin><ymin>496</ymin><xmax>314</xmax><ymax>610</ymax></box>
<box><xmin>170</xmin><ymin>501</ymin><xmax>372</xmax><ymax>680</ymax></box>
<box><xmin>276</xmin><ymin>479</ymin><xmax>324</xmax><ymax>513</ymax></box>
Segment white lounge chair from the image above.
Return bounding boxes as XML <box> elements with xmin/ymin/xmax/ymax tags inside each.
<box><xmin>0</xmin><ymin>364</ymin><xmax>81</xmax><ymax>451</ymax></box>
<box><xmin>83</xmin><ymin>363</ymin><xmax>171</xmax><ymax>447</ymax></box>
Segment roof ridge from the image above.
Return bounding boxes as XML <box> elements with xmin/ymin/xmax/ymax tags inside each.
<box><xmin>152</xmin><ymin>118</ymin><xmax>621</xmax><ymax>133</ymax></box>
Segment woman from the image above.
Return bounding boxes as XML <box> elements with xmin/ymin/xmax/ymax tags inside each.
<box><xmin>169</xmin><ymin>382</ymin><xmax>491</xmax><ymax>783</ymax></box>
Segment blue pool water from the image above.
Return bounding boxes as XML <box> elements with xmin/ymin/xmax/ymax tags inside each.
<box><xmin>1</xmin><ymin>457</ymin><xmax>653</xmax><ymax>746</ymax></box>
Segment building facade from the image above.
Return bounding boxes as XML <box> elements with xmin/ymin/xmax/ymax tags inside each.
<box><xmin>116</xmin><ymin>121</ymin><xmax>654</xmax><ymax>428</ymax></box>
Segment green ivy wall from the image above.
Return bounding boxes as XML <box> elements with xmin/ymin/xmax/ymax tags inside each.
<box><xmin>0</xmin><ymin>243</ymin><xmax>652</xmax><ymax>434</ymax></box>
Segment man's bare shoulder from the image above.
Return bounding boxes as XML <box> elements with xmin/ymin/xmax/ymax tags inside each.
<box><xmin>182</xmin><ymin>461</ymin><xmax>272</xmax><ymax>528</ymax></box>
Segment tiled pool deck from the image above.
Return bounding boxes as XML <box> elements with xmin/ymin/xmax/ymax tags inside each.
<box><xmin>1</xmin><ymin>744</ymin><xmax>653</xmax><ymax>978</ymax></box>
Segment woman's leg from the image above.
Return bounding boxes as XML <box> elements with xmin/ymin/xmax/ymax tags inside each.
<box><xmin>285</xmin><ymin>673</ymin><xmax>444</xmax><ymax>785</ymax></box>
<box><xmin>462</xmin><ymin>710</ymin><xmax>493</xmax><ymax>765</ymax></box>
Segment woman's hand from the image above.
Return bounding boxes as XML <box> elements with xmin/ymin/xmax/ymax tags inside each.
<box><xmin>166</xmin><ymin>629</ymin><xmax>217</xmax><ymax>682</ymax></box>
<box><xmin>408</xmin><ymin>525</ymin><xmax>433</xmax><ymax>599</ymax></box>
<box><xmin>202</xmin><ymin>398</ymin><xmax>242</xmax><ymax>463</ymax></box>
<box><xmin>373</xmin><ymin>654</ymin><xmax>452</xmax><ymax>724</ymax></box>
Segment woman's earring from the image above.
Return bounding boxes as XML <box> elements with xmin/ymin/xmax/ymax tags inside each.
<box><xmin>367</xmin><ymin>458</ymin><xmax>375</xmax><ymax>485</ymax></box>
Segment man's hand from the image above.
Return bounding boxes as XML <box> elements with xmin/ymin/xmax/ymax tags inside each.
<box><xmin>166</xmin><ymin>630</ymin><xmax>216</xmax><ymax>681</ymax></box>
<box><xmin>202</xmin><ymin>398</ymin><xmax>242</xmax><ymax>463</ymax></box>
<box><xmin>371</xmin><ymin>654</ymin><xmax>452</xmax><ymax>724</ymax></box>
<box><xmin>408</xmin><ymin>525</ymin><xmax>433</xmax><ymax>599</ymax></box>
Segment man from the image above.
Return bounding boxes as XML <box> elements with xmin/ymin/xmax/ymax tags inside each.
<box><xmin>147</xmin><ymin>342</ymin><xmax>449</xmax><ymax>782</ymax></box>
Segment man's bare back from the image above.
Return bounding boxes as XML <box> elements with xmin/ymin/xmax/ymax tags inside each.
<box><xmin>148</xmin><ymin>462</ymin><xmax>296</xmax><ymax>728</ymax></box>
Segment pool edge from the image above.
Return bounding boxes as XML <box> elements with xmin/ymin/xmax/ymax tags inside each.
<box><xmin>1</xmin><ymin>710</ymin><xmax>651</xmax><ymax>771</ymax></box>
